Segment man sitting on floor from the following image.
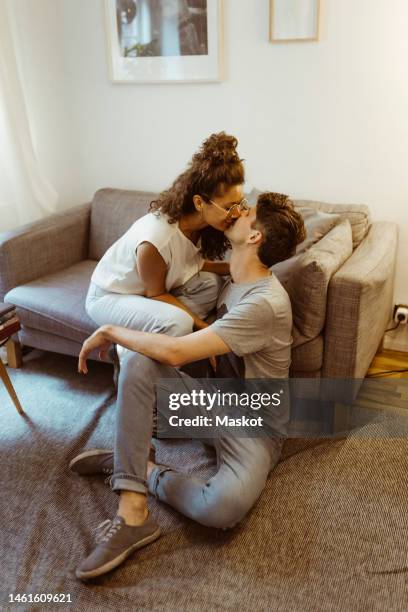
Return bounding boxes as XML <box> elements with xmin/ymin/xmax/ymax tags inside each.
<box><xmin>71</xmin><ymin>192</ymin><xmax>305</xmax><ymax>581</ymax></box>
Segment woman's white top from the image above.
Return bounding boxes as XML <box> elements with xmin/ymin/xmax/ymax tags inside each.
<box><xmin>90</xmin><ymin>212</ymin><xmax>204</xmax><ymax>294</ymax></box>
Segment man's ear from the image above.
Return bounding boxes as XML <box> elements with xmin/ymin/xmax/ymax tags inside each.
<box><xmin>192</xmin><ymin>195</ymin><xmax>203</xmax><ymax>213</ymax></box>
<box><xmin>247</xmin><ymin>229</ymin><xmax>263</xmax><ymax>246</ymax></box>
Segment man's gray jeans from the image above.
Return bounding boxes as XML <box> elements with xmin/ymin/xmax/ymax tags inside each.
<box><xmin>111</xmin><ymin>352</ymin><xmax>284</xmax><ymax>530</ymax></box>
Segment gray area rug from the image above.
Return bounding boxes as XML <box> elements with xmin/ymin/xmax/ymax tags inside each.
<box><xmin>1</xmin><ymin>351</ymin><xmax>408</xmax><ymax>611</ymax></box>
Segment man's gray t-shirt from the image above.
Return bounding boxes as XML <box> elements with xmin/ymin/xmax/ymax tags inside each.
<box><xmin>210</xmin><ymin>274</ymin><xmax>292</xmax><ymax>379</ymax></box>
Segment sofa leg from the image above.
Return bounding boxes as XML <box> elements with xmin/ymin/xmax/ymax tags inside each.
<box><xmin>7</xmin><ymin>338</ymin><xmax>23</xmax><ymax>368</ymax></box>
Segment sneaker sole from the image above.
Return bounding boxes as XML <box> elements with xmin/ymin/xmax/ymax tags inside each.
<box><xmin>75</xmin><ymin>527</ymin><xmax>162</xmax><ymax>581</ymax></box>
<box><xmin>69</xmin><ymin>449</ymin><xmax>114</xmax><ymax>473</ymax></box>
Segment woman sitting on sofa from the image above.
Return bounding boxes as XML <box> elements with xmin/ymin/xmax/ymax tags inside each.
<box><xmin>85</xmin><ymin>132</ymin><xmax>248</xmax><ymax>338</ymax></box>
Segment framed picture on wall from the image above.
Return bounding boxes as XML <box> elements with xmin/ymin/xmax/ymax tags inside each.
<box><xmin>270</xmin><ymin>0</ymin><xmax>320</xmax><ymax>43</ymax></box>
<box><xmin>105</xmin><ymin>0</ymin><xmax>224</xmax><ymax>83</ymax></box>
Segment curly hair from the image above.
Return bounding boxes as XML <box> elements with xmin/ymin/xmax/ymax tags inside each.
<box><xmin>254</xmin><ymin>193</ymin><xmax>306</xmax><ymax>268</ymax></box>
<box><xmin>150</xmin><ymin>132</ymin><xmax>245</xmax><ymax>260</ymax></box>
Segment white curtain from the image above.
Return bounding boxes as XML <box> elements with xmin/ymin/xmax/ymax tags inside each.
<box><xmin>0</xmin><ymin>0</ymin><xmax>58</xmax><ymax>233</ymax></box>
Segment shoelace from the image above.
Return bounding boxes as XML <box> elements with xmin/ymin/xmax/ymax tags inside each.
<box><xmin>102</xmin><ymin>467</ymin><xmax>113</xmax><ymax>487</ymax></box>
<box><xmin>92</xmin><ymin>518</ymin><xmax>122</xmax><ymax>544</ymax></box>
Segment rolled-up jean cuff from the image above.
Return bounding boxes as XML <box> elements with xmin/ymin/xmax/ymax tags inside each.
<box><xmin>111</xmin><ymin>473</ymin><xmax>147</xmax><ymax>495</ymax></box>
<box><xmin>148</xmin><ymin>465</ymin><xmax>174</xmax><ymax>497</ymax></box>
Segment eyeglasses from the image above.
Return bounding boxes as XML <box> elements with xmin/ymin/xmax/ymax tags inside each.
<box><xmin>203</xmin><ymin>197</ymin><xmax>250</xmax><ymax>220</ymax></box>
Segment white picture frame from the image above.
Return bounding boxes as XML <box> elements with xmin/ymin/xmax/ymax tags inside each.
<box><xmin>105</xmin><ymin>0</ymin><xmax>224</xmax><ymax>83</ymax></box>
<box><xmin>270</xmin><ymin>0</ymin><xmax>320</xmax><ymax>43</ymax></box>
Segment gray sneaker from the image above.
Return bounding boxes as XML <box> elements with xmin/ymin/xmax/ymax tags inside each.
<box><xmin>69</xmin><ymin>445</ymin><xmax>156</xmax><ymax>478</ymax></box>
<box><xmin>69</xmin><ymin>449</ymin><xmax>114</xmax><ymax>477</ymax></box>
<box><xmin>76</xmin><ymin>515</ymin><xmax>161</xmax><ymax>580</ymax></box>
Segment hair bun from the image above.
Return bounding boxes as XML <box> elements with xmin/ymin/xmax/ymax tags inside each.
<box><xmin>194</xmin><ymin>131</ymin><xmax>240</xmax><ymax>167</ymax></box>
<box><xmin>257</xmin><ymin>192</ymin><xmax>294</xmax><ymax>211</ymax></box>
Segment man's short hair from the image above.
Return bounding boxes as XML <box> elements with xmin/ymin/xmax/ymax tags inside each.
<box><xmin>254</xmin><ymin>192</ymin><xmax>306</xmax><ymax>268</ymax></box>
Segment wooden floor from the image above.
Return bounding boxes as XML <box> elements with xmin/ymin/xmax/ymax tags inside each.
<box><xmin>367</xmin><ymin>348</ymin><xmax>408</xmax><ymax>378</ymax></box>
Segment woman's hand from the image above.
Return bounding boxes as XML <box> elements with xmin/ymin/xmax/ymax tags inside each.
<box><xmin>193</xmin><ymin>318</ymin><xmax>209</xmax><ymax>331</ymax></box>
<box><xmin>78</xmin><ymin>328</ymin><xmax>112</xmax><ymax>374</ymax></box>
<box><xmin>201</xmin><ymin>260</ymin><xmax>230</xmax><ymax>276</ymax></box>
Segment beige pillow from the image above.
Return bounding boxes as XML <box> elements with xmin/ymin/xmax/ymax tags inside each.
<box><xmin>272</xmin><ymin>207</ymin><xmax>341</xmax><ymax>285</ymax></box>
<box><xmin>285</xmin><ymin>220</ymin><xmax>353</xmax><ymax>341</ymax></box>
<box><xmin>247</xmin><ymin>188</ymin><xmax>370</xmax><ymax>248</ymax></box>
<box><xmin>294</xmin><ymin>199</ymin><xmax>370</xmax><ymax>248</ymax></box>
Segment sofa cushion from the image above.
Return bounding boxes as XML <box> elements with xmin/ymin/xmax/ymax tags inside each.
<box><xmin>247</xmin><ymin>189</ymin><xmax>340</xmax><ymax>249</ymax></box>
<box><xmin>246</xmin><ymin>190</ymin><xmax>354</xmax><ymax>345</ymax></box>
<box><xmin>294</xmin><ymin>199</ymin><xmax>370</xmax><ymax>248</ymax></box>
<box><xmin>247</xmin><ymin>188</ymin><xmax>370</xmax><ymax>249</ymax></box>
<box><xmin>271</xmin><ymin>208</ymin><xmax>341</xmax><ymax>286</ymax></box>
<box><xmin>285</xmin><ymin>220</ymin><xmax>353</xmax><ymax>341</ymax></box>
<box><xmin>89</xmin><ymin>188</ymin><xmax>158</xmax><ymax>260</ymax></box>
<box><xmin>291</xmin><ymin>335</ymin><xmax>324</xmax><ymax>372</ymax></box>
<box><xmin>5</xmin><ymin>260</ymin><xmax>97</xmax><ymax>343</ymax></box>
<box><xmin>294</xmin><ymin>207</ymin><xmax>341</xmax><ymax>254</ymax></box>
<box><xmin>19</xmin><ymin>326</ymin><xmax>88</xmax><ymax>356</ymax></box>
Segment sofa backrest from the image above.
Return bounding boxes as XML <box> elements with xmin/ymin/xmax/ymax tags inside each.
<box><xmin>90</xmin><ymin>187</ymin><xmax>370</xmax><ymax>261</ymax></box>
<box><xmin>89</xmin><ymin>188</ymin><xmax>158</xmax><ymax>260</ymax></box>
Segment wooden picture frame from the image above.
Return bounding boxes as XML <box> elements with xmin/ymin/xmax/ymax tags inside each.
<box><xmin>270</xmin><ymin>0</ymin><xmax>320</xmax><ymax>43</ymax></box>
<box><xmin>105</xmin><ymin>0</ymin><xmax>224</xmax><ymax>83</ymax></box>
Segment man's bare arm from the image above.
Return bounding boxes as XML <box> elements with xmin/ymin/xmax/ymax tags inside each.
<box><xmin>78</xmin><ymin>324</ymin><xmax>230</xmax><ymax>373</ymax></box>
<box><xmin>105</xmin><ymin>325</ymin><xmax>230</xmax><ymax>366</ymax></box>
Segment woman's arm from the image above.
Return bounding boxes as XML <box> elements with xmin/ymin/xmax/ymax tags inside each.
<box><xmin>137</xmin><ymin>242</ymin><xmax>208</xmax><ymax>330</ymax></box>
<box><xmin>201</xmin><ymin>260</ymin><xmax>230</xmax><ymax>276</ymax></box>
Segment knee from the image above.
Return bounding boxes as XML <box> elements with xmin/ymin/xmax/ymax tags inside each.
<box><xmin>195</xmin><ymin>486</ymin><xmax>253</xmax><ymax>530</ymax></box>
<box><xmin>119</xmin><ymin>352</ymin><xmax>159</xmax><ymax>382</ymax></box>
<box><xmin>162</xmin><ymin>310</ymin><xmax>194</xmax><ymax>337</ymax></box>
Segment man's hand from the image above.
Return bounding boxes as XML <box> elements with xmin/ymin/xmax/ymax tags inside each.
<box><xmin>78</xmin><ymin>328</ymin><xmax>112</xmax><ymax>374</ymax></box>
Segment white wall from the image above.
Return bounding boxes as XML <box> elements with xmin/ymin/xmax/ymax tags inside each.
<box><xmin>13</xmin><ymin>0</ymin><xmax>408</xmax><ymax>301</ymax></box>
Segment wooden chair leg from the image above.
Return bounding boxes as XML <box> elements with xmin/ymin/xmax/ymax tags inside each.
<box><xmin>6</xmin><ymin>338</ymin><xmax>23</xmax><ymax>368</ymax></box>
<box><xmin>0</xmin><ymin>360</ymin><xmax>24</xmax><ymax>414</ymax></box>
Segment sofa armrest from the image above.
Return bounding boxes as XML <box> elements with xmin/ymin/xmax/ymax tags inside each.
<box><xmin>323</xmin><ymin>221</ymin><xmax>398</xmax><ymax>378</ymax></box>
<box><xmin>0</xmin><ymin>203</ymin><xmax>91</xmax><ymax>301</ymax></box>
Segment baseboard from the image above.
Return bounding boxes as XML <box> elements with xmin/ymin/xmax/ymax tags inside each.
<box><xmin>383</xmin><ymin>324</ymin><xmax>408</xmax><ymax>352</ymax></box>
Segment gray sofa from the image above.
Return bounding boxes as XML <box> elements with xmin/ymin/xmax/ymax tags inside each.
<box><xmin>0</xmin><ymin>188</ymin><xmax>398</xmax><ymax>378</ymax></box>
